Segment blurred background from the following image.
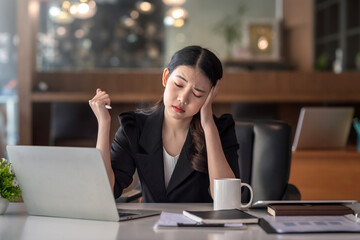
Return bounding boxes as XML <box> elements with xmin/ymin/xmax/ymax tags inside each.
<box><xmin>1</xmin><ymin>0</ymin><xmax>360</xmax><ymax>201</ymax></box>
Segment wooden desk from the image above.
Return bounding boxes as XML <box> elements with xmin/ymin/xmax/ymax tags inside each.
<box><xmin>290</xmin><ymin>148</ymin><xmax>360</xmax><ymax>202</ymax></box>
<box><xmin>1</xmin><ymin>202</ymin><xmax>359</xmax><ymax>240</ymax></box>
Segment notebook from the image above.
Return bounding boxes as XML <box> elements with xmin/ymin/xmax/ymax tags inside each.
<box><xmin>182</xmin><ymin>209</ymin><xmax>258</xmax><ymax>224</ymax></box>
<box><xmin>6</xmin><ymin>145</ymin><xmax>160</xmax><ymax>222</ymax></box>
<box><xmin>292</xmin><ymin>107</ymin><xmax>354</xmax><ymax>151</ymax></box>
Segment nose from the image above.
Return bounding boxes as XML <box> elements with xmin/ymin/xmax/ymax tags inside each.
<box><xmin>178</xmin><ymin>89</ymin><xmax>190</xmax><ymax>105</ymax></box>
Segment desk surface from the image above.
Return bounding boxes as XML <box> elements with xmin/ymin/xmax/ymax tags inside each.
<box><xmin>1</xmin><ymin>203</ymin><xmax>360</xmax><ymax>240</ymax></box>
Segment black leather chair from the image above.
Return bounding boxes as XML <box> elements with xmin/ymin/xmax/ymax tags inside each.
<box><xmin>49</xmin><ymin>103</ymin><xmax>98</xmax><ymax>147</ymax></box>
<box><xmin>235</xmin><ymin>119</ymin><xmax>301</xmax><ymax>203</ymax></box>
<box><xmin>118</xmin><ymin>119</ymin><xmax>301</xmax><ymax>203</ymax></box>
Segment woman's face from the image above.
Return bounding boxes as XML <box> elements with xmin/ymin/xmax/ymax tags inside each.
<box><xmin>162</xmin><ymin>65</ymin><xmax>212</xmax><ymax>122</ymax></box>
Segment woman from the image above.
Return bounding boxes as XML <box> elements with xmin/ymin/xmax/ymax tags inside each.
<box><xmin>89</xmin><ymin>45</ymin><xmax>239</xmax><ymax>203</ymax></box>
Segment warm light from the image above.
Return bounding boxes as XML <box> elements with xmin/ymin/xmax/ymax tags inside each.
<box><xmin>49</xmin><ymin>5</ymin><xmax>74</xmax><ymax>25</ymax></box>
<box><xmin>122</xmin><ymin>17</ymin><xmax>135</xmax><ymax>28</ymax></box>
<box><xmin>257</xmin><ymin>36</ymin><xmax>269</xmax><ymax>50</ymax></box>
<box><xmin>62</xmin><ymin>1</ymin><xmax>71</xmax><ymax>10</ymax></box>
<box><xmin>130</xmin><ymin>10</ymin><xmax>140</xmax><ymax>19</ymax></box>
<box><xmin>168</xmin><ymin>7</ymin><xmax>187</xmax><ymax>19</ymax></box>
<box><xmin>88</xmin><ymin>0</ymin><xmax>96</xmax><ymax>8</ymax></box>
<box><xmin>164</xmin><ymin>7</ymin><xmax>187</xmax><ymax>27</ymax></box>
<box><xmin>136</xmin><ymin>1</ymin><xmax>154</xmax><ymax>13</ymax></box>
<box><xmin>75</xmin><ymin>29</ymin><xmax>85</xmax><ymax>38</ymax></box>
<box><xmin>162</xmin><ymin>0</ymin><xmax>186</xmax><ymax>6</ymax></box>
<box><xmin>77</xmin><ymin>3</ymin><xmax>90</xmax><ymax>14</ymax></box>
<box><xmin>173</xmin><ymin>18</ymin><xmax>184</xmax><ymax>27</ymax></box>
<box><xmin>56</xmin><ymin>26</ymin><xmax>67</xmax><ymax>36</ymax></box>
<box><xmin>69</xmin><ymin>0</ymin><xmax>97</xmax><ymax>19</ymax></box>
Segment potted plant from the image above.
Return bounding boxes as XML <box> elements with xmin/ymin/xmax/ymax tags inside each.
<box><xmin>0</xmin><ymin>158</ymin><xmax>21</xmax><ymax>214</ymax></box>
<box><xmin>213</xmin><ymin>4</ymin><xmax>246</xmax><ymax>58</ymax></box>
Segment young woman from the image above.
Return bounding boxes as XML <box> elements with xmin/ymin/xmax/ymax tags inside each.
<box><xmin>89</xmin><ymin>45</ymin><xmax>239</xmax><ymax>203</ymax></box>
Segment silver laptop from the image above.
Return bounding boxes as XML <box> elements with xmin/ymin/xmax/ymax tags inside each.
<box><xmin>6</xmin><ymin>145</ymin><xmax>160</xmax><ymax>222</ymax></box>
<box><xmin>292</xmin><ymin>107</ymin><xmax>354</xmax><ymax>151</ymax></box>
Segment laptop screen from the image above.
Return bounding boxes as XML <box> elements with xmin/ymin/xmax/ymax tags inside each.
<box><xmin>292</xmin><ymin>107</ymin><xmax>354</xmax><ymax>151</ymax></box>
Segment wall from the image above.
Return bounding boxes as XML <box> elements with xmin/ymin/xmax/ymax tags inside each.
<box><xmin>164</xmin><ymin>0</ymin><xmax>276</xmax><ymax>63</ymax></box>
<box><xmin>283</xmin><ymin>0</ymin><xmax>314</xmax><ymax>71</ymax></box>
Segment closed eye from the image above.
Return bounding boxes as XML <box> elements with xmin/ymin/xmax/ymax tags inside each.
<box><xmin>193</xmin><ymin>92</ymin><xmax>202</xmax><ymax>98</ymax></box>
<box><xmin>174</xmin><ymin>82</ymin><xmax>183</xmax><ymax>88</ymax></box>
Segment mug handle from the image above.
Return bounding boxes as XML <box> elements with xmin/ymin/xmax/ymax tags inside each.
<box><xmin>240</xmin><ymin>183</ymin><xmax>253</xmax><ymax>209</ymax></box>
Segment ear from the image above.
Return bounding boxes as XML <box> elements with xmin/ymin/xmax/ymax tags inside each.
<box><xmin>162</xmin><ymin>68</ymin><xmax>170</xmax><ymax>87</ymax></box>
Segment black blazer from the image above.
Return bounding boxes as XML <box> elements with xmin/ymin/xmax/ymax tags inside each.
<box><xmin>111</xmin><ymin>106</ymin><xmax>239</xmax><ymax>203</ymax></box>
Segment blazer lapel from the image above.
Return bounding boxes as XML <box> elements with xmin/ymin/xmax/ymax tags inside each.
<box><xmin>137</xmin><ymin>106</ymin><xmax>167</xmax><ymax>201</ymax></box>
<box><xmin>166</xmin><ymin>130</ymin><xmax>195</xmax><ymax>195</ymax></box>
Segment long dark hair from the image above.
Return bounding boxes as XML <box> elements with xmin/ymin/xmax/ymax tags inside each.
<box><xmin>167</xmin><ymin>46</ymin><xmax>222</xmax><ymax>173</ymax></box>
<box><xmin>141</xmin><ymin>45</ymin><xmax>223</xmax><ymax>173</ymax></box>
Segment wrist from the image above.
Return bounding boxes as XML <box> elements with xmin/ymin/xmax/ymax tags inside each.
<box><xmin>98</xmin><ymin>118</ymin><xmax>111</xmax><ymax>129</ymax></box>
<box><xmin>201</xmin><ymin>119</ymin><xmax>216</xmax><ymax>133</ymax></box>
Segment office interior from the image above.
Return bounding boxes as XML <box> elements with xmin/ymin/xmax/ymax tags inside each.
<box><xmin>0</xmin><ymin>0</ymin><xmax>359</xmax><ymax>203</ymax></box>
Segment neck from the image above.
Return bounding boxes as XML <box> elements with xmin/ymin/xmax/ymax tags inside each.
<box><xmin>162</xmin><ymin>110</ymin><xmax>192</xmax><ymax>138</ymax></box>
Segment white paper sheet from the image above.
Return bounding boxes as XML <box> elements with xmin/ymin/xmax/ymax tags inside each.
<box><xmin>154</xmin><ymin>212</ymin><xmax>245</xmax><ymax>229</ymax></box>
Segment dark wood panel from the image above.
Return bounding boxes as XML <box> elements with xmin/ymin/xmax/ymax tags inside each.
<box><xmin>34</xmin><ymin>71</ymin><xmax>360</xmax><ymax>103</ymax></box>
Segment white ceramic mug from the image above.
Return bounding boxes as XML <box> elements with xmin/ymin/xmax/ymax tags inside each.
<box><xmin>213</xmin><ymin>178</ymin><xmax>254</xmax><ymax>210</ymax></box>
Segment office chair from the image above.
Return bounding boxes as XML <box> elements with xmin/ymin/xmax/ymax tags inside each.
<box><xmin>49</xmin><ymin>103</ymin><xmax>98</xmax><ymax>147</ymax></box>
<box><xmin>235</xmin><ymin>119</ymin><xmax>301</xmax><ymax>203</ymax></box>
<box><xmin>117</xmin><ymin>119</ymin><xmax>301</xmax><ymax>203</ymax></box>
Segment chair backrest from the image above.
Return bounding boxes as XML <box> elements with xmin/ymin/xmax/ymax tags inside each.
<box><xmin>235</xmin><ymin>120</ymin><xmax>292</xmax><ymax>203</ymax></box>
<box><xmin>49</xmin><ymin>103</ymin><xmax>98</xmax><ymax>147</ymax></box>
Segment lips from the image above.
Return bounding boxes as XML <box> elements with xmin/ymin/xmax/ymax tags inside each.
<box><xmin>172</xmin><ymin>105</ymin><xmax>185</xmax><ymax>113</ymax></box>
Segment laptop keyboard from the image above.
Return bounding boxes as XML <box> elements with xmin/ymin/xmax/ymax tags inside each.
<box><xmin>118</xmin><ymin>210</ymin><xmax>137</xmax><ymax>218</ymax></box>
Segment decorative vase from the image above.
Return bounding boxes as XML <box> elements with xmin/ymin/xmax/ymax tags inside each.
<box><xmin>0</xmin><ymin>197</ymin><xmax>9</xmax><ymax>215</ymax></box>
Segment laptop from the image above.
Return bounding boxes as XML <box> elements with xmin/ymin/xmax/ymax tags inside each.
<box><xmin>6</xmin><ymin>145</ymin><xmax>160</xmax><ymax>222</ymax></box>
<box><xmin>292</xmin><ymin>107</ymin><xmax>354</xmax><ymax>151</ymax></box>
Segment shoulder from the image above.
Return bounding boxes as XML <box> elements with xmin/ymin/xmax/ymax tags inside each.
<box><xmin>117</xmin><ymin>111</ymin><xmax>148</xmax><ymax>135</ymax></box>
<box><xmin>213</xmin><ymin>113</ymin><xmax>236</xmax><ymax>134</ymax></box>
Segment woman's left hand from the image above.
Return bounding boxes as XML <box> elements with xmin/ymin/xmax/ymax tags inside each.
<box><xmin>200</xmin><ymin>79</ymin><xmax>221</xmax><ymax>128</ymax></box>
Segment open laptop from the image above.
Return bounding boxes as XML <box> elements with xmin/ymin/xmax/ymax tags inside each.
<box><xmin>292</xmin><ymin>107</ymin><xmax>354</xmax><ymax>151</ymax></box>
<box><xmin>6</xmin><ymin>145</ymin><xmax>160</xmax><ymax>222</ymax></box>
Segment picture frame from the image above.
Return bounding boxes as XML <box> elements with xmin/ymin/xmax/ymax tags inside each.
<box><xmin>243</xmin><ymin>18</ymin><xmax>281</xmax><ymax>61</ymax></box>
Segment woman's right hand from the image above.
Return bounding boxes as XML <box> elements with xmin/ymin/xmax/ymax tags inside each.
<box><xmin>89</xmin><ymin>88</ymin><xmax>111</xmax><ymax>125</ymax></box>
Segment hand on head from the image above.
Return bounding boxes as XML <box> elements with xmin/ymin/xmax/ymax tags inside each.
<box><xmin>89</xmin><ymin>88</ymin><xmax>112</xmax><ymax>124</ymax></box>
<box><xmin>200</xmin><ymin>79</ymin><xmax>221</xmax><ymax>127</ymax></box>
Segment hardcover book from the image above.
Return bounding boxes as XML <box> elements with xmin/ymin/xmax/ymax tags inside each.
<box><xmin>267</xmin><ymin>204</ymin><xmax>354</xmax><ymax>216</ymax></box>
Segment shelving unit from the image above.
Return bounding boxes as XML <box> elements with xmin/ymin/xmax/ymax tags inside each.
<box><xmin>314</xmin><ymin>0</ymin><xmax>360</xmax><ymax>70</ymax></box>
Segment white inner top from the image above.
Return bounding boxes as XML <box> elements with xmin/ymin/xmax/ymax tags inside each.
<box><xmin>163</xmin><ymin>147</ymin><xmax>180</xmax><ymax>189</ymax></box>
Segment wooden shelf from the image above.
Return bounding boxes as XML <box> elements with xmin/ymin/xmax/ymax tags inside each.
<box><xmin>31</xmin><ymin>92</ymin><xmax>160</xmax><ymax>103</ymax></box>
<box><xmin>33</xmin><ymin>71</ymin><xmax>360</xmax><ymax>103</ymax></box>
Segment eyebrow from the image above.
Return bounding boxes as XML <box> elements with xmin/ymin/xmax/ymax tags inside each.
<box><xmin>175</xmin><ymin>74</ymin><xmax>206</xmax><ymax>93</ymax></box>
